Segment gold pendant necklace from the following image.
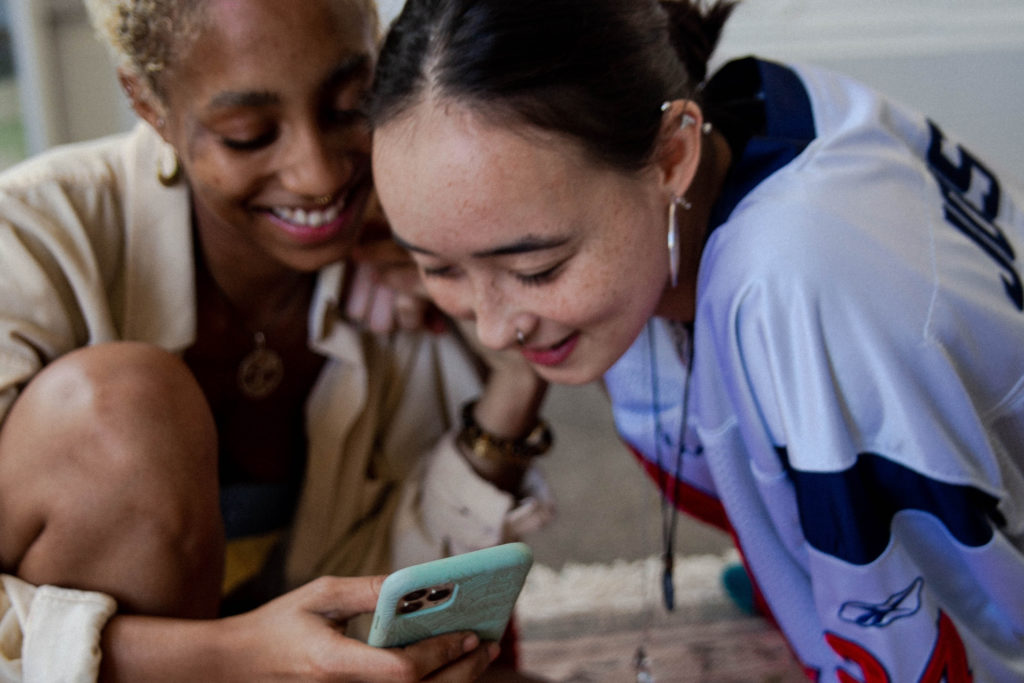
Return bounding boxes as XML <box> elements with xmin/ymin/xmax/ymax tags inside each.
<box><xmin>237</xmin><ymin>331</ymin><xmax>284</xmax><ymax>399</ymax></box>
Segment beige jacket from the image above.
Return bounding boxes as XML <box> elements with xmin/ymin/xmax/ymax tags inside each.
<box><xmin>0</xmin><ymin>124</ymin><xmax>552</xmax><ymax>681</ymax></box>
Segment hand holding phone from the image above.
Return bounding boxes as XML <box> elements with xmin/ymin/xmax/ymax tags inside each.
<box><xmin>367</xmin><ymin>542</ymin><xmax>534</xmax><ymax>648</ymax></box>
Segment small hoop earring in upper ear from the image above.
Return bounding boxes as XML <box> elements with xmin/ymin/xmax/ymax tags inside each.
<box><xmin>667</xmin><ymin>195</ymin><xmax>690</xmax><ymax>288</ymax></box>
<box><xmin>660</xmin><ymin>101</ymin><xmax>698</xmax><ymax>132</ymax></box>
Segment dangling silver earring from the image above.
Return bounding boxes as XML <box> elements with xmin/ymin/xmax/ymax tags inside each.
<box><xmin>667</xmin><ymin>195</ymin><xmax>690</xmax><ymax>288</ymax></box>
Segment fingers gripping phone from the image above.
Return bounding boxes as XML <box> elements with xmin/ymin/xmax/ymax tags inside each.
<box><xmin>367</xmin><ymin>542</ymin><xmax>534</xmax><ymax>648</ymax></box>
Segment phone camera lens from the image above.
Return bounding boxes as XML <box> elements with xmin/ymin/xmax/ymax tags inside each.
<box><xmin>428</xmin><ymin>587</ymin><xmax>452</xmax><ymax>602</ymax></box>
<box><xmin>402</xmin><ymin>589</ymin><xmax>428</xmax><ymax>602</ymax></box>
<box><xmin>398</xmin><ymin>599</ymin><xmax>423</xmax><ymax>614</ymax></box>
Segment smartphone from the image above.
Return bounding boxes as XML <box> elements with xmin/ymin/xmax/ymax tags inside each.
<box><xmin>367</xmin><ymin>542</ymin><xmax>534</xmax><ymax>648</ymax></box>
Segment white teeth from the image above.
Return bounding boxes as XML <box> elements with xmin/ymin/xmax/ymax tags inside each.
<box><xmin>272</xmin><ymin>199</ymin><xmax>344</xmax><ymax>227</ymax></box>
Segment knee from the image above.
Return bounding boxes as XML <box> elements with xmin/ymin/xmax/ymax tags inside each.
<box><xmin>20</xmin><ymin>341</ymin><xmax>210</xmax><ymax>429</ymax></box>
<box><xmin>0</xmin><ymin>342</ymin><xmax>221</xmax><ymax>577</ymax></box>
<box><xmin>4</xmin><ymin>341</ymin><xmax>216</xmax><ymax>473</ymax></box>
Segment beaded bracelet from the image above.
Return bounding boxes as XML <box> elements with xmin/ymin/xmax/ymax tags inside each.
<box><xmin>457</xmin><ymin>400</ymin><xmax>553</xmax><ymax>468</ymax></box>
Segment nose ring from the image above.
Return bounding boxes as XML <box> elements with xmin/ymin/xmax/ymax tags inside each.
<box><xmin>314</xmin><ymin>193</ymin><xmax>333</xmax><ymax>206</ymax></box>
<box><xmin>515</xmin><ymin>329</ymin><xmax>526</xmax><ymax>345</ymax></box>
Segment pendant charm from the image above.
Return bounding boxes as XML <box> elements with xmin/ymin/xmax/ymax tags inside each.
<box><xmin>662</xmin><ymin>555</ymin><xmax>676</xmax><ymax>611</ymax></box>
<box><xmin>634</xmin><ymin>646</ymin><xmax>655</xmax><ymax>683</ymax></box>
<box><xmin>237</xmin><ymin>332</ymin><xmax>284</xmax><ymax>399</ymax></box>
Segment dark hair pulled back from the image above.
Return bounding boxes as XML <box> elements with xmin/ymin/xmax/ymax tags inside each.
<box><xmin>371</xmin><ymin>0</ymin><xmax>737</xmax><ymax>171</ymax></box>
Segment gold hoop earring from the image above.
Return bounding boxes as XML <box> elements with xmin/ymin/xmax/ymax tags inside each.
<box><xmin>667</xmin><ymin>195</ymin><xmax>690</xmax><ymax>288</ymax></box>
<box><xmin>156</xmin><ymin>145</ymin><xmax>182</xmax><ymax>187</ymax></box>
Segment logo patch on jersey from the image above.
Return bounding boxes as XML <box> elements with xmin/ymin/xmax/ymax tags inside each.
<box><xmin>824</xmin><ymin>610</ymin><xmax>973</xmax><ymax>683</ymax></box>
<box><xmin>839</xmin><ymin>577</ymin><xmax>923</xmax><ymax>628</ymax></box>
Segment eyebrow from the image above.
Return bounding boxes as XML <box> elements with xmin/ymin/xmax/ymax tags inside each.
<box><xmin>207</xmin><ymin>89</ymin><xmax>278</xmax><ymax>110</ymax></box>
<box><xmin>393</xmin><ymin>233</ymin><xmax>571</xmax><ymax>259</ymax></box>
<box><xmin>206</xmin><ymin>53</ymin><xmax>372</xmax><ymax>111</ymax></box>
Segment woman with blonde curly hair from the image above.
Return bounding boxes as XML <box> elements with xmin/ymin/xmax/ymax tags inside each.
<box><xmin>0</xmin><ymin>0</ymin><xmax>551</xmax><ymax>680</ymax></box>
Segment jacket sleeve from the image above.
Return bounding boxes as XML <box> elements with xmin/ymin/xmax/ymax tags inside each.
<box><xmin>0</xmin><ymin>150</ymin><xmax>136</xmax><ymax>426</ymax></box>
<box><xmin>0</xmin><ymin>575</ymin><xmax>116</xmax><ymax>683</ymax></box>
<box><xmin>382</xmin><ymin>328</ymin><xmax>555</xmax><ymax>569</ymax></box>
<box><xmin>389</xmin><ymin>431</ymin><xmax>555</xmax><ymax>570</ymax></box>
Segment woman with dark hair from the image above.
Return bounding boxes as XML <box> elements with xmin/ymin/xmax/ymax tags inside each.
<box><xmin>371</xmin><ymin>0</ymin><xmax>1024</xmax><ymax>679</ymax></box>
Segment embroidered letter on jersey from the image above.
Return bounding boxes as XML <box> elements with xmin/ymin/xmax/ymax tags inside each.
<box><xmin>927</xmin><ymin>120</ymin><xmax>1022</xmax><ymax>311</ymax></box>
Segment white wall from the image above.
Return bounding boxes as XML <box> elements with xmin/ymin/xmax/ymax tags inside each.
<box><xmin>9</xmin><ymin>0</ymin><xmax>132</xmax><ymax>154</ymax></box>
<box><xmin>714</xmin><ymin>0</ymin><xmax>1024</xmax><ymax>184</ymax></box>
<box><xmin>12</xmin><ymin>0</ymin><xmax>1024</xmax><ymax>185</ymax></box>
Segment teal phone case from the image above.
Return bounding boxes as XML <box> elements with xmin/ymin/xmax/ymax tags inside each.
<box><xmin>367</xmin><ymin>542</ymin><xmax>534</xmax><ymax>648</ymax></box>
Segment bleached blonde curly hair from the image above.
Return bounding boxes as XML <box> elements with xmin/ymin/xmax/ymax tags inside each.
<box><xmin>83</xmin><ymin>0</ymin><xmax>207</xmax><ymax>98</ymax></box>
<box><xmin>84</xmin><ymin>0</ymin><xmax>379</xmax><ymax>100</ymax></box>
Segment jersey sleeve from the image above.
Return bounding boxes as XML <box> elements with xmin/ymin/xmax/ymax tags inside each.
<box><xmin>695</xmin><ymin>188</ymin><xmax>1024</xmax><ymax>680</ymax></box>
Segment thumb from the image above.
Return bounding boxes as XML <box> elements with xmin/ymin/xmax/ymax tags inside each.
<box><xmin>297</xmin><ymin>575</ymin><xmax>385</xmax><ymax>622</ymax></box>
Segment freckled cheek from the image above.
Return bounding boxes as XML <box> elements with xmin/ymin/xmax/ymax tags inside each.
<box><xmin>529</xmin><ymin>276</ymin><xmax>615</xmax><ymax>330</ymax></box>
<box><xmin>575</xmin><ymin>259</ymin><xmax>627</xmax><ymax>312</ymax></box>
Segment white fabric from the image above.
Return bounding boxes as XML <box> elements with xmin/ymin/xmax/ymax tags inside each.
<box><xmin>0</xmin><ymin>576</ymin><xmax>115</xmax><ymax>683</ymax></box>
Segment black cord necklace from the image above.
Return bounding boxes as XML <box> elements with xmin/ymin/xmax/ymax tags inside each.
<box><xmin>647</xmin><ymin>317</ymin><xmax>695</xmax><ymax>612</ymax></box>
<box><xmin>635</xmin><ymin>318</ymin><xmax>695</xmax><ymax>683</ymax></box>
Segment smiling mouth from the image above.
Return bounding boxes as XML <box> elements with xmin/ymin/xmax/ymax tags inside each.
<box><xmin>269</xmin><ymin>194</ymin><xmax>346</xmax><ymax>228</ymax></box>
<box><xmin>520</xmin><ymin>331</ymin><xmax>580</xmax><ymax>367</ymax></box>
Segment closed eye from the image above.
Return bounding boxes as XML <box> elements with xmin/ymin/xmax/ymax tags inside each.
<box><xmin>516</xmin><ymin>261</ymin><xmax>565</xmax><ymax>286</ymax></box>
<box><xmin>222</xmin><ymin>130</ymin><xmax>277</xmax><ymax>151</ymax></box>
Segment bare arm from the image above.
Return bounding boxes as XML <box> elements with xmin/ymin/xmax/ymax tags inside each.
<box><xmin>99</xmin><ymin>576</ymin><xmax>499</xmax><ymax>683</ymax></box>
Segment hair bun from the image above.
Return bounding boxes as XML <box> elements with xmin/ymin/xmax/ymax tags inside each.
<box><xmin>659</xmin><ymin>0</ymin><xmax>738</xmax><ymax>85</ymax></box>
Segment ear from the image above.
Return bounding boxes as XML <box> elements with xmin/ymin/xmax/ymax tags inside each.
<box><xmin>653</xmin><ymin>99</ymin><xmax>704</xmax><ymax>200</ymax></box>
<box><xmin>118</xmin><ymin>68</ymin><xmax>171</xmax><ymax>142</ymax></box>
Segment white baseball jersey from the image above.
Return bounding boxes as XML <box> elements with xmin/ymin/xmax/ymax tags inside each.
<box><xmin>605</xmin><ymin>57</ymin><xmax>1024</xmax><ymax>682</ymax></box>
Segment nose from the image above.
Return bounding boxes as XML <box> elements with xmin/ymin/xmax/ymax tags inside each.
<box><xmin>468</xmin><ymin>283</ymin><xmax>523</xmax><ymax>351</ymax></box>
<box><xmin>280</xmin><ymin>124</ymin><xmax>362</xmax><ymax>199</ymax></box>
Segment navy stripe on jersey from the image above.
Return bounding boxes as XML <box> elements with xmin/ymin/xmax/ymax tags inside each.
<box><xmin>705</xmin><ymin>58</ymin><xmax>817</xmax><ymax>230</ymax></box>
<box><xmin>779</xmin><ymin>448</ymin><xmax>1005</xmax><ymax>565</ymax></box>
